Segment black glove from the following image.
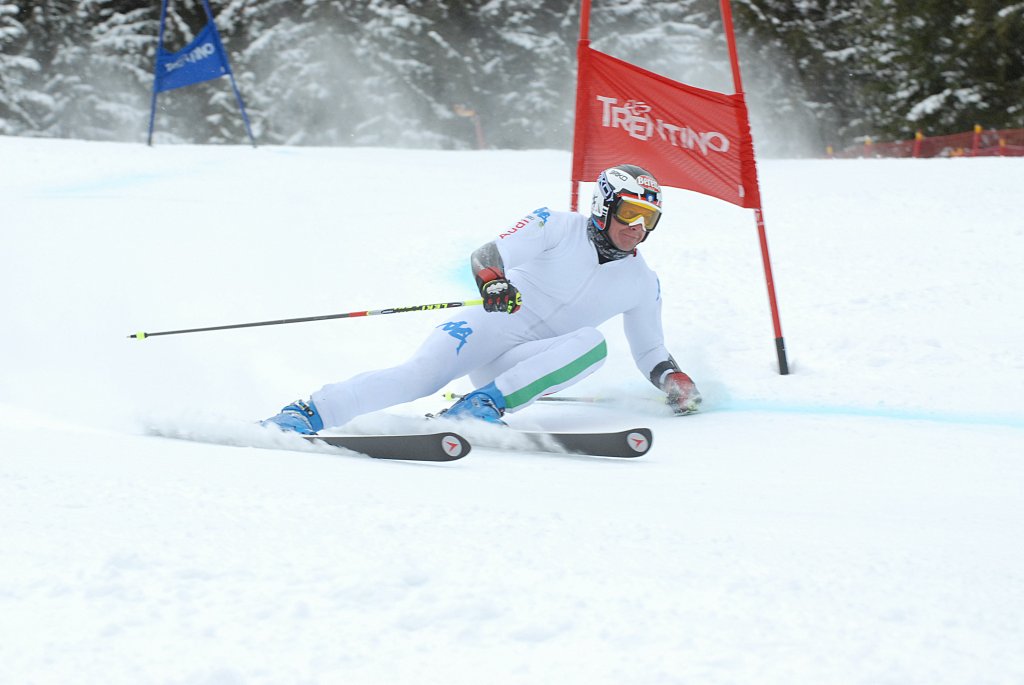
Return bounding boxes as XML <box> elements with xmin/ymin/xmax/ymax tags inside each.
<box><xmin>663</xmin><ymin>371</ymin><xmax>702</xmax><ymax>415</ymax></box>
<box><xmin>481</xmin><ymin>278</ymin><xmax>522</xmax><ymax>314</ymax></box>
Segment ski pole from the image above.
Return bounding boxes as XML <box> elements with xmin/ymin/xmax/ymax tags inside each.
<box><xmin>443</xmin><ymin>391</ymin><xmax>614</xmax><ymax>405</ymax></box>
<box><xmin>128</xmin><ymin>298</ymin><xmax>484</xmax><ymax>340</ymax></box>
<box><xmin>443</xmin><ymin>391</ymin><xmax>674</xmax><ymax>410</ymax></box>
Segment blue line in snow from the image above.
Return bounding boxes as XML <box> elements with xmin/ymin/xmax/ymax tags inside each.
<box><xmin>718</xmin><ymin>399</ymin><xmax>1024</xmax><ymax>430</ymax></box>
<box><xmin>40</xmin><ymin>172</ymin><xmax>171</xmax><ymax>197</ymax></box>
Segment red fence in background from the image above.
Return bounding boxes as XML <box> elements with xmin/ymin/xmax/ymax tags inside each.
<box><xmin>829</xmin><ymin>126</ymin><xmax>1024</xmax><ymax>158</ymax></box>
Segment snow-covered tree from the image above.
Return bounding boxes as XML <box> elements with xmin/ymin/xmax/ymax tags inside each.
<box><xmin>3</xmin><ymin>0</ymin><xmax>1020</xmax><ymax>150</ymax></box>
<box><xmin>0</xmin><ymin>2</ymin><xmax>48</xmax><ymax>134</ymax></box>
<box><xmin>876</xmin><ymin>0</ymin><xmax>1024</xmax><ymax>135</ymax></box>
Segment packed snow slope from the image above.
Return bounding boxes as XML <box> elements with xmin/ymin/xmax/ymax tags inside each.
<box><xmin>2</xmin><ymin>136</ymin><xmax>1023</xmax><ymax>685</ymax></box>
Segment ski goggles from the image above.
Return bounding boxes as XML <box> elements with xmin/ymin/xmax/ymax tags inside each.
<box><xmin>613</xmin><ymin>196</ymin><xmax>662</xmax><ymax>231</ymax></box>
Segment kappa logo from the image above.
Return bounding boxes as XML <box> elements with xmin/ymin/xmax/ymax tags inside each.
<box><xmin>437</xmin><ymin>320</ymin><xmax>473</xmax><ymax>354</ymax></box>
<box><xmin>595</xmin><ymin>95</ymin><xmax>730</xmax><ymax>156</ymax></box>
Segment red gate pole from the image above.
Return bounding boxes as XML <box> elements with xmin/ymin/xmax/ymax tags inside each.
<box><xmin>569</xmin><ymin>0</ymin><xmax>592</xmax><ymax>212</ymax></box>
<box><xmin>720</xmin><ymin>0</ymin><xmax>789</xmax><ymax>374</ymax></box>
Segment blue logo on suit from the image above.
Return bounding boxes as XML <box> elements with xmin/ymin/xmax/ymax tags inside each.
<box><xmin>438</xmin><ymin>321</ymin><xmax>473</xmax><ymax>354</ymax></box>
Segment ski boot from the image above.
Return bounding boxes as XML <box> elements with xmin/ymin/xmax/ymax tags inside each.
<box><xmin>436</xmin><ymin>381</ymin><xmax>506</xmax><ymax>424</ymax></box>
<box><xmin>262</xmin><ymin>399</ymin><xmax>324</xmax><ymax>435</ymax></box>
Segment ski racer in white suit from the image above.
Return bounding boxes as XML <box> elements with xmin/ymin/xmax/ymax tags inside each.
<box><xmin>263</xmin><ymin>164</ymin><xmax>702</xmax><ymax>434</ymax></box>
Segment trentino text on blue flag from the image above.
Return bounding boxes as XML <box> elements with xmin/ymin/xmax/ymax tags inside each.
<box><xmin>154</xmin><ymin>21</ymin><xmax>228</xmax><ymax>94</ymax></box>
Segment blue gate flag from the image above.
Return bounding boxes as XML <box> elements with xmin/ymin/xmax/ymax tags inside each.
<box><xmin>148</xmin><ymin>0</ymin><xmax>256</xmax><ymax>147</ymax></box>
<box><xmin>153</xmin><ymin>21</ymin><xmax>228</xmax><ymax>93</ymax></box>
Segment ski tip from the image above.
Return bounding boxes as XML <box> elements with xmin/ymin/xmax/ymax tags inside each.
<box><xmin>436</xmin><ymin>432</ymin><xmax>470</xmax><ymax>460</ymax></box>
<box><xmin>624</xmin><ymin>428</ymin><xmax>653</xmax><ymax>456</ymax></box>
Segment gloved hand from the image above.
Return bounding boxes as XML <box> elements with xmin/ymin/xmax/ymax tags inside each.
<box><xmin>481</xmin><ymin>278</ymin><xmax>522</xmax><ymax>314</ymax></box>
<box><xmin>663</xmin><ymin>371</ymin><xmax>702</xmax><ymax>415</ymax></box>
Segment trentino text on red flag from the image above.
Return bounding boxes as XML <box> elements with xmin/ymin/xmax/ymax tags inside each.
<box><xmin>573</xmin><ymin>47</ymin><xmax>760</xmax><ymax>209</ymax></box>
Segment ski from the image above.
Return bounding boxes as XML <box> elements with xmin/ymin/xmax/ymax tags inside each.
<box><xmin>504</xmin><ymin>427</ymin><xmax>653</xmax><ymax>458</ymax></box>
<box><xmin>146</xmin><ymin>422</ymin><xmax>471</xmax><ymax>462</ymax></box>
<box><xmin>303</xmin><ymin>432</ymin><xmax>470</xmax><ymax>461</ymax></box>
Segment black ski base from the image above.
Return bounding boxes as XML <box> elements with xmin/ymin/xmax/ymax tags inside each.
<box><xmin>513</xmin><ymin>427</ymin><xmax>652</xmax><ymax>458</ymax></box>
<box><xmin>303</xmin><ymin>432</ymin><xmax>470</xmax><ymax>461</ymax></box>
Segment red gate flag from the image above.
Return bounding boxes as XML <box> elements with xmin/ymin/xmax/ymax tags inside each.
<box><xmin>570</xmin><ymin>0</ymin><xmax>787</xmax><ymax>375</ymax></box>
<box><xmin>572</xmin><ymin>46</ymin><xmax>761</xmax><ymax>209</ymax></box>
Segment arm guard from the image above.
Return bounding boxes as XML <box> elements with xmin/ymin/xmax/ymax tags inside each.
<box><xmin>471</xmin><ymin>241</ymin><xmax>506</xmax><ymax>290</ymax></box>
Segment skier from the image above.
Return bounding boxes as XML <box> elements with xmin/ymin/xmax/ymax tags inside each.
<box><xmin>263</xmin><ymin>164</ymin><xmax>702</xmax><ymax>434</ymax></box>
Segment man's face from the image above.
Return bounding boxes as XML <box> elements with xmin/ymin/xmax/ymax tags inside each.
<box><xmin>606</xmin><ymin>214</ymin><xmax>647</xmax><ymax>252</ymax></box>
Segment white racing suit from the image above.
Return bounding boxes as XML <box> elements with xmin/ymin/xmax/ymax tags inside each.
<box><xmin>311</xmin><ymin>207</ymin><xmax>673</xmax><ymax>429</ymax></box>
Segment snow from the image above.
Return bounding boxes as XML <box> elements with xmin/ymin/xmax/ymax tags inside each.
<box><xmin>907</xmin><ymin>88</ymin><xmax>984</xmax><ymax>122</ymax></box>
<box><xmin>2</xmin><ymin>135</ymin><xmax>1023</xmax><ymax>684</ymax></box>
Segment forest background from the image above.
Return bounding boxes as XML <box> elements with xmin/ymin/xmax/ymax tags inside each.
<box><xmin>1</xmin><ymin>0</ymin><xmax>1022</xmax><ymax>157</ymax></box>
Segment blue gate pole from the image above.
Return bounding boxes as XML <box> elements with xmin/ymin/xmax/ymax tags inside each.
<box><xmin>147</xmin><ymin>0</ymin><xmax>171</xmax><ymax>146</ymax></box>
<box><xmin>199</xmin><ymin>0</ymin><xmax>256</xmax><ymax>147</ymax></box>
